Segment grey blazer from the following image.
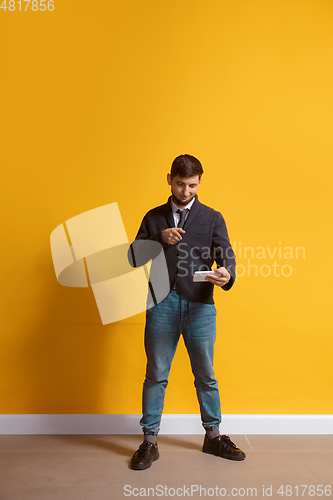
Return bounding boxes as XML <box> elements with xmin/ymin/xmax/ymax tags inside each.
<box><xmin>128</xmin><ymin>195</ymin><xmax>236</xmax><ymax>304</ymax></box>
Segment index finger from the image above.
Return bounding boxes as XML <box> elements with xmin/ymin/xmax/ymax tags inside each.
<box><xmin>174</xmin><ymin>228</ymin><xmax>186</xmax><ymax>233</ymax></box>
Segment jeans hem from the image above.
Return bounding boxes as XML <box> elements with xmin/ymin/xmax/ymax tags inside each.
<box><xmin>142</xmin><ymin>428</ymin><xmax>160</xmax><ymax>437</ymax></box>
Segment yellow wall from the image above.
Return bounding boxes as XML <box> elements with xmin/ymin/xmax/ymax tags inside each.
<box><xmin>1</xmin><ymin>0</ymin><xmax>332</xmax><ymax>414</ymax></box>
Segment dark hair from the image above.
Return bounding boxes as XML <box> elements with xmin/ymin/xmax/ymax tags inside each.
<box><xmin>170</xmin><ymin>154</ymin><xmax>203</xmax><ymax>179</ymax></box>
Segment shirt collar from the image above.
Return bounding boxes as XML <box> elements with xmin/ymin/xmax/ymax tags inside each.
<box><xmin>170</xmin><ymin>196</ymin><xmax>196</xmax><ymax>214</ymax></box>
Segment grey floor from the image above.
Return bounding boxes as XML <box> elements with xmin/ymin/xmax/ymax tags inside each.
<box><xmin>0</xmin><ymin>434</ymin><xmax>332</xmax><ymax>500</ymax></box>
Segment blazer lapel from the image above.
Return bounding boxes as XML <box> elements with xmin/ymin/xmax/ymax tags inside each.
<box><xmin>183</xmin><ymin>195</ymin><xmax>202</xmax><ymax>231</ymax></box>
<box><xmin>165</xmin><ymin>196</ymin><xmax>175</xmax><ymax>227</ymax></box>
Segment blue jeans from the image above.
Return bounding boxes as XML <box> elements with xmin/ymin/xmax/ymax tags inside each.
<box><xmin>141</xmin><ymin>285</ymin><xmax>221</xmax><ymax>436</ymax></box>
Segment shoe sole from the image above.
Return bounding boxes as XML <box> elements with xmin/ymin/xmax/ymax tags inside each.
<box><xmin>202</xmin><ymin>446</ymin><xmax>245</xmax><ymax>461</ymax></box>
<box><xmin>131</xmin><ymin>451</ymin><xmax>160</xmax><ymax>470</ymax></box>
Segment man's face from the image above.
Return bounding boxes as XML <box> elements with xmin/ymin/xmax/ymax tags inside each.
<box><xmin>167</xmin><ymin>174</ymin><xmax>202</xmax><ymax>208</ymax></box>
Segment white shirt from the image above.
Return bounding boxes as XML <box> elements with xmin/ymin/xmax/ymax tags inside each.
<box><xmin>170</xmin><ymin>196</ymin><xmax>196</xmax><ymax>227</ymax></box>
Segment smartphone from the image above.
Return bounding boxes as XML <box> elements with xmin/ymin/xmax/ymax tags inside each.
<box><xmin>193</xmin><ymin>270</ymin><xmax>220</xmax><ymax>282</ymax></box>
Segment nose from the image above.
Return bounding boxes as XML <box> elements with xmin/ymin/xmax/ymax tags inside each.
<box><xmin>184</xmin><ymin>186</ymin><xmax>190</xmax><ymax>196</ymax></box>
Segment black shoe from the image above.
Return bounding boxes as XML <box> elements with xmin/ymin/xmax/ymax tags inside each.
<box><xmin>131</xmin><ymin>441</ymin><xmax>159</xmax><ymax>470</ymax></box>
<box><xmin>202</xmin><ymin>434</ymin><xmax>246</xmax><ymax>461</ymax></box>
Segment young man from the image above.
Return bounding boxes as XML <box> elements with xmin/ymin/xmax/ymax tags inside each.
<box><xmin>129</xmin><ymin>154</ymin><xmax>245</xmax><ymax>470</ymax></box>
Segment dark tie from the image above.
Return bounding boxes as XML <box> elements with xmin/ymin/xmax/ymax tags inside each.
<box><xmin>176</xmin><ymin>208</ymin><xmax>189</xmax><ymax>229</ymax></box>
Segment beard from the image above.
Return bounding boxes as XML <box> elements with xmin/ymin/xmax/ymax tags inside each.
<box><xmin>171</xmin><ymin>189</ymin><xmax>196</xmax><ymax>207</ymax></box>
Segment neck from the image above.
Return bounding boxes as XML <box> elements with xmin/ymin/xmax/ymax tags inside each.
<box><xmin>171</xmin><ymin>195</ymin><xmax>196</xmax><ymax>210</ymax></box>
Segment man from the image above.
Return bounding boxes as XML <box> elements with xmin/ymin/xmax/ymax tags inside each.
<box><xmin>129</xmin><ymin>154</ymin><xmax>245</xmax><ymax>470</ymax></box>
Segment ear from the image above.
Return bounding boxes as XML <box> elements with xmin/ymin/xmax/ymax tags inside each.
<box><xmin>198</xmin><ymin>176</ymin><xmax>202</xmax><ymax>186</ymax></box>
<box><xmin>167</xmin><ymin>173</ymin><xmax>172</xmax><ymax>185</ymax></box>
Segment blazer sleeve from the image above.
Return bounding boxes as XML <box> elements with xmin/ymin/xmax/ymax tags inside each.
<box><xmin>128</xmin><ymin>213</ymin><xmax>168</xmax><ymax>268</ymax></box>
<box><xmin>212</xmin><ymin>212</ymin><xmax>236</xmax><ymax>291</ymax></box>
<box><xmin>135</xmin><ymin>214</ymin><xmax>167</xmax><ymax>248</ymax></box>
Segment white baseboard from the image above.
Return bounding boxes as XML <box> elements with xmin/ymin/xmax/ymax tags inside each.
<box><xmin>0</xmin><ymin>414</ymin><xmax>332</xmax><ymax>435</ymax></box>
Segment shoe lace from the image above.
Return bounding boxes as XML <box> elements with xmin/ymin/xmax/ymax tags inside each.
<box><xmin>135</xmin><ymin>441</ymin><xmax>154</xmax><ymax>458</ymax></box>
<box><xmin>221</xmin><ymin>435</ymin><xmax>237</xmax><ymax>448</ymax></box>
